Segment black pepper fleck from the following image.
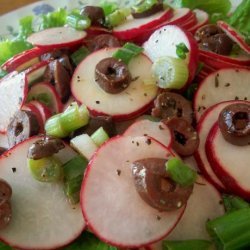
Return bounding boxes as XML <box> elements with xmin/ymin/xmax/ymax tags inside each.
<box><xmin>95</xmin><ymin>101</ymin><xmax>100</xmax><ymax>104</ymax></box>
<box><xmin>136</xmin><ymin>142</ymin><xmax>139</xmax><ymax>146</ymax></box>
<box><xmin>225</xmin><ymin>83</ymin><xmax>230</xmax><ymax>87</ymax></box>
<box><xmin>116</xmin><ymin>169</ymin><xmax>121</xmax><ymax>176</ymax></box>
<box><xmin>146</xmin><ymin>138</ymin><xmax>151</xmax><ymax>145</ymax></box>
<box><xmin>12</xmin><ymin>168</ymin><xmax>16</xmax><ymax>173</ymax></box>
<box><xmin>159</xmin><ymin>125</ymin><xmax>164</xmax><ymax>130</ymax></box>
<box><xmin>235</xmin><ymin>96</ymin><xmax>239</xmax><ymax>100</ymax></box>
<box><xmin>215</xmin><ymin>74</ymin><xmax>219</xmax><ymax>88</ymax></box>
<box><xmin>156</xmin><ymin>215</ymin><xmax>161</xmax><ymax>220</ymax></box>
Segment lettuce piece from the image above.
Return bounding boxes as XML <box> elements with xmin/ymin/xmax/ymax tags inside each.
<box><xmin>63</xmin><ymin>231</ymin><xmax>118</xmax><ymax>250</ymax></box>
<box><xmin>168</xmin><ymin>0</ymin><xmax>231</xmax><ymax>15</ymax></box>
<box><xmin>18</xmin><ymin>15</ymin><xmax>34</xmax><ymax>38</ymax></box>
<box><xmin>39</xmin><ymin>8</ymin><xmax>67</xmax><ymax>30</ymax></box>
<box><xmin>0</xmin><ymin>242</ymin><xmax>13</xmax><ymax>250</ymax></box>
<box><xmin>228</xmin><ymin>0</ymin><xmax>250</xmax><ymax>43</ymax></box>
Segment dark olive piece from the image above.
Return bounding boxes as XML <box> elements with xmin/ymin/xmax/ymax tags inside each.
<box><xmin>131</xmin><ymin>158</ymin><xmax>193</xmax><ymax>211</ymax></box>
<box><xmin>164</xmin><ymin>117</ymin><xmax>199</xmax><ymax>156</ymax></box>
<box><xmin>195</xmin><ymin>24</ymin><xmax>234</xmax><ymax>55</ymax></box>
<box><xmin>7</xmin><ymin>110</ymin><xmax>40</xmax><ymax>148</ymax></box>
<box><xmin>86</xmin><ymin>34</ymin><xmax>121</xmax><ymax>52</ymax></box>
<box><xmin>95</xmin><ymin>57</ymin><xmax>132</xmax><ymax>94</ymax></box>
<box><xmin>131</xmin><ymin>1</ymin><xmax>163</xmax><ymax>19</ymax></box>
<box><xmin>27</xmin><ymin>136</ymin><xmax>65</xmax><ymax>160</ymax></box>
<box><xmin>218</xmin><ymin>103</ymin><xmax>250</xmax><ymax>146</ymax></box>
<box><xmin>152</xmin><ymin>92</ymin><xmax>193</xmax><ymax>124</ymax></box>
<box><xmin>80</xmin><ymin>6</ymin><xmax>105</xmax><ymax>26</ymax></box>
<box><xmin>0</xmin><ymin>179</ymin><xmax>12</xmax><ymax>204</ymax></box>
<box><xmin>0</xmin><ymin>201</ymin><xmax>12</xmax><ymax>230</ymax></box>
<box><xmin>44</xmin><ymin>60</ymin><xmax>71</xmax><ymax>103</ymax></box>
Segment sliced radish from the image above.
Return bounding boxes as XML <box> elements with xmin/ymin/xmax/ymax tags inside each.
<box><xmin>25</xmin><ymin>60</ymin><xmax>49</xmax><ymax>86</ymax></box>
<box><xmin>194</xmin><ymin>68</ymin><xmax>250</xmax><ymax>121</ymax></box>
<box><xmin>71</xmin><ymin>48</ymin><xmax>158</xmax><ymax>121</ymax></box>
<box><xmin>81</xmin><ymin>135</ymin><xmax>184</xmax><ymax>248</ymax></box>
<box><xmin>206</xmin><ymin>122</ymin><xmax>250</xmax><ymax>200</ymax></box>
<box><xmin>113</xmin><ymin>9</ymin><xmax>173</xmax><ymax>41</ymax></box>
<box><xmin>27</xmin><ymin>27</ymin><xmax>87</xmax><ymax>49</ymax></box>
<box><xmin>194</xmin><ymin>100</ymin><xmax>245</xmax><ymax>190</ymax></box>
<box><xmin>124</xmin><ymin>119</ymin><xmax>172</xmax><ymax>148</ymax></box>
<box><xmin>143</xmin><ymin>25</ymin><xmax>198</xmax><ymax>85</ymax></box>
<box><xmin>22</xmin><ymin>103</ymin><xmax>45</xmax><ymax>133</ymax></box>
<box><xmin>199</xmin><ymin>49</ymin><xmax>250</xmax><ymax>66</ymax></box>
<box><xmin>0</xmin><ymin>136</ymin><xmax>85</xmax><ymax>249</ymax></box>
<box><xmin>1</xmin><ymin>47</ymin><xmax>49</xmax><ymax>73</ymax></box>
<box><xmin>166</xmin><ymin>8</ymin><xmax>193</xmax><ymax>26</ymax></box>
<box><xmin>28</xmin><ymin>82</ymin><xmax>63</xmax><ymax>114</ymax></box>
<box><xmin>0</xmin><ymin>72</ymin><xmax>28</xmax><ymax>133</ymax></box>
<box><xmin>28</xmin><ymin>100</ymin><xmax>52</xmax><ymax>124</ymax></box>
<box><xmin>0</xmin><ymin>134</ymin><xmax>8</xmax><ymax>149</ymax></box>
<box><xmin>179</xmin><ymin>12</ymin><xmax>197</xmax><ymax>30</ymax></box>
<box><xmin>217</xmin><ymin>21</ymin><xmax>250</xmax><ymax>55</ymax></box>
<box><xmin>167</xmin><ymin>176</ymin><xmax>224</xmax><ymax>240</ymax></box>
<box><xmin>188</xmin><ymin>9</ymin><xmax>209</xmax><ymax>34</ymax></box>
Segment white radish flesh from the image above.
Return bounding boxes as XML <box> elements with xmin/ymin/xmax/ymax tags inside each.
<box><xmin>0</xmin><ymin>72</ymin><xmax>28</xmax><ymax>133</ymax></box>
<box><xmin>167</xmin><ymin>176</ymin><xmax>224</xmax><ymax>240</ymax></box>
<box><xmin>27</xmin><ymin>27</ymin><xmax>87</xmax><ymax>48</ymax></box>
<box><xmin>124</xmin><ymin>119</ymin><xmax>172</xmax><ymax>148</ymax></box>
<box><xmin>206</xmin><ymin>123</ymin><xmax>250</xmax><ymax>199</ymax></box>
<box><xmin>143</xmin><ymin>25</ymin><xmax>198</xmax><ymax>84</ymax></box>
<box><xmin>71</xmin><ymin>48</ymin><xmax>158</xmax><ymax>121</ymax></box>
<box><xmin>188</xmin><ymin>9</ymin><xmax>209</xmax><ymax>33</ymax></box>
<box><xmin>194</xmin><ymin>68</ymin><xmax>250</xmax><ymax>121</ymax></box>
<box><xmin>81</xmin><ymin>136</ymin><xmax>184</xmax><ymax>248</ymax></box>
<box><xmin>0</xmin><ymin>137</ymin><xmax>85</xmax><ymax>250</ymax></box>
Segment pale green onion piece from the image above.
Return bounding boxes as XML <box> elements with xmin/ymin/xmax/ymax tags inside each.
<box><xmin>28</xmin><ymin>156</ymin><xmax>63</xmax><ymax>182</ymax></box>
<box><xmin>105</xmin><ymin>8</ymin><xmax>131</xmax><ymax>27</ymax></box>
<box><xmin>91</xmin><ymin>127</ymin><xmax>109</xmax><ymax>147</ymax></box>
<box><xmin>152</xmin><ymin>56</ymin><xmax>189</xmax><ymax>89</ymax></box>
<box><xmin>45</xmin><ymin>114</ymin><xmax>68</xmax><ymax>138</ymax></box>
<box><xmin>66</xmin><ymin>13</ymin><xmax>91</xmax><ymax>30</ymax></box>
<box><xmin>132</xmin><ymin>0</ymin><xmax>158</xmax><ymax>14</ymax></box>
<box><xmin>70</xmin><ymin>134</ymin><xmax>98</xmax><ymax>161</ymax></box>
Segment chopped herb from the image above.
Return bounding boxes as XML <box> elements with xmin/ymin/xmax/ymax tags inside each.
<box><xmin>176</xmin><ymin>42</ymin><xmax>189</xmax><ymax>59</ymax></box>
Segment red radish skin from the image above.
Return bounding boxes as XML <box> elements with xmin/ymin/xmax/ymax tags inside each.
<box><xmin>25</xmin><ymin>60</ymin><xmax>49</xmax><ymax>86</ymax></box>
<box><xmin>179</xmin><ymin>12</ymin><xmax>198</xmax><ymax>30</ymax></box>
<box><xmin>0</xmin><ymin>72</ymin><xmax>28</xmax><ymax>133</ymax></box>
<box><xmin>28</xmin><ymin>82</ymin><xmax>63</xmax><ymax>114</ymax></box>
<box><xmin>124</xmin><ymin>119</ymin><xmax>172</xmax><ymax>148</ymax></box>
<box><xmin>217</xmin><ymin>21</ymin><xmax>250</xmax><ymax>55</ymax></box>
<box><xmin>165</xmin><ymin>8</ymin><xmax>193</xmax><ymax>26</ymax></box>
<box><xmin>194</xmin><ymin>100</ymin><xmax>245</xmax><ymax>190</ymax></box>
<box><xmin>206</xmin><ymin>122</ymin><xmax>250</xmax><ymax>200</ymax></box>
<box><xmin>143</xmin><ymin>25</ymin><xmax>199</xmax><ymax>85</ymax></box>
<box><xmin>27</xmin><ymin>27</ymin><xmax>87</xmax><ymax>49</ymax></box>
<box><xmin>1</xmin><ymin>47</ymin><xmax>50</xmax><ymax>73</ymax></box>
<box><xmin>71</xmin><ymin>48</ymin><xmax>158</xmax><ymax>121</ymax></box>
<box><xmin>0</xmin><ymin>136</ymin><xmax>85</xmax><ymax>250</ymax></box>
<box><xmin>194</xmin><ymin>68</ymin><xmax>250</xmax><ymax>121</ymax></box>
<box><xmin>113</xmin><ymin>9</ymin><xmax>173</xmax><ymax>41</ymax></box>
<box><xmin>81</xmin><ymin>136</ymin><xmax>185</xmax><ymax>248</ymax></box>
<box><xmin>188</xmin><ymin>9</ymin><xmax>209</xmax><ymax>34</ymax></box>
<box><xmin>199</xmin><ymin>49</ymin><xmax>250</xmax><ymax>66</ymax></box>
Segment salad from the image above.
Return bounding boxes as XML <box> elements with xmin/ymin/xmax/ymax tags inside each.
<box><xmin>0</xmin><ymin>0</ymin><xmax>249</xmax><ymax>249</ymax></box>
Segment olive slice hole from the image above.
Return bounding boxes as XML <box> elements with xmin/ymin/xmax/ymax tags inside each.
<box><xmin>15</xmin><ymin>122</ymin><xmax>24</xmax><ymax>136</ymax></box>
<box><xmin>174</xmin><ymin>130</ymin><xmax>187</xmax><ymax>145</ymax></box>
<box><xmin>232</xmin><ymin>112</ymin><xmax>248</xmax><ymax>130</ymax></box>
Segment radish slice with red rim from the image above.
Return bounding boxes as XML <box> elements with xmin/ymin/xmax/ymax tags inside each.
<box><xmin>0</xmin><ymin>72</ymin><xmax>28</xmax><ymax>133</ymax></box>
<box><xmin>71</xmin><ymin>47</ymin><xmax>158</xmax><ymax>121</ymax></box>
<box><xmin>166</xmin><ymin>8</ymin><xmax>193</xmax><ymax>26</ymax></box>
<box><xmin>206</xmin><ymin>122</ymin><xmax>250</xmax><ymax>200</ymax></box>
<box><xmin>194</xmin><ymin>68</ymin><xmax>250</xmax><ymax>121</ymax></box>
<box><xmin>188</xmin><ymin>9</ymin><xmax>209</xmax><ymax>33</ymax></box>
<box><xmin>0</xmin><ymin>136</ymin><xmax>85</xmax><ymax>249</ymax></box>
<box><xmin>27</xmin><ymin>27</ymin><xmax>87</xmax><ymax>49</ymax></box>
<box><xmin>124</xmin><ymin>119</ymin><xmax>172</xmax><ymax>148</ymax></box>
<box><xmin>217</xmin><ymin>21</ymin><xmax>250</xmax><ymax>55</ymax></box>
<box><xmin>81</xmin><ymin>135</ymin><xmax>185</xmax><ymax>248</ymax></box>
<box><xmin>143</xmin><ymin>25</ymin><xmax>199</xmax><ymax>85</ymax></box>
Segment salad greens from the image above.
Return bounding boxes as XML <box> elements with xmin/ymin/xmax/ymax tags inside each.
<box><xmin>163</xmin><ymin>239</ymin><xmax>213</xmax><ymax>250</ymax></box>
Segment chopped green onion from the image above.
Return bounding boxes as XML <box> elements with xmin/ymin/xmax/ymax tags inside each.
<box><xmin>176</xmin><ymin>43</ymin><xmax>189</xmax><ymax>60</ymax></box>
<box><xmin>207</xmin><ymin>208</ymin><xmax>250</xmax><ymax>250</ymax></box>
<box><xmin>28</xmin><ymin>156</ymin><xmax>63</xmax><ymax>182</ymax></box>
<box><xmin>91</xmin><ymin>127</ymin><xmax>109</xmax><ymax>147</ymax></box>
<box><xmin>100</xmin><ymin>0</ymin><xmax>118</xmax><ymax>16</ymax></box>
<box><xmin>45</xmin><ymin>114</ymin><xmax>68</xmax><ymax>138</ymax></box>
<box><xmin>105</xmin><ymin>8</ymin><xmax>131</xmax><ymax>27</ymax></box>
<box><xmin>60</xmin><ymin>102</ymin><xmax>89</xmax><ymax>133</ymax></box>
<box><xmin>163</xmin><ymin>239</ymin><xmax>212</xmax><ymax>250</ymax></box>
<box><xmin>152</xmin><ymin>56</ymin><xmax>189</xmax><ymax>89</ymax></box>
<box><xmin>63</xmin><ymin>155</ymin><xmax>88</xmax><ymax>204</ymax></box>
<box><xmin>70</xmin><ymin>134</ymin><xmax>98</xmax><ymax>160</ymax></box>
<box><xmin>70</xmin><ymin>46</ymin><xmax>90</xmax><ymax>66</ymax></box>
<box><xmin>183</xmin><ymin>83</ymin><xmax>198</xmax><ymax>101</ymax></box>
<box><xmin>112</xmin><ymin>42</ymin><xmax>144</xmax><ymax>64</ymax></box>
<box><xmin>166</xmin><ymin>158</ymin><xmax>197</xmax><ymax>187</ymax></box>
<box><xmin>132</xmin><ymin>0</ymin><xmax>158</xmax><ymax>14</ymax></box>
<box><xmin>66</xmin><ymin>13</ymin><xmax>91</xmax><ymax>30</ymax></box>
<box><xmin>223</xmin><ymin>194</ymin><xmax>250</xmax><ymax>213</ymax></box>
<box><xmin>27</xmin><ymin>93</ymin><xmax>52</xmax><ymax>107</ymax></box>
